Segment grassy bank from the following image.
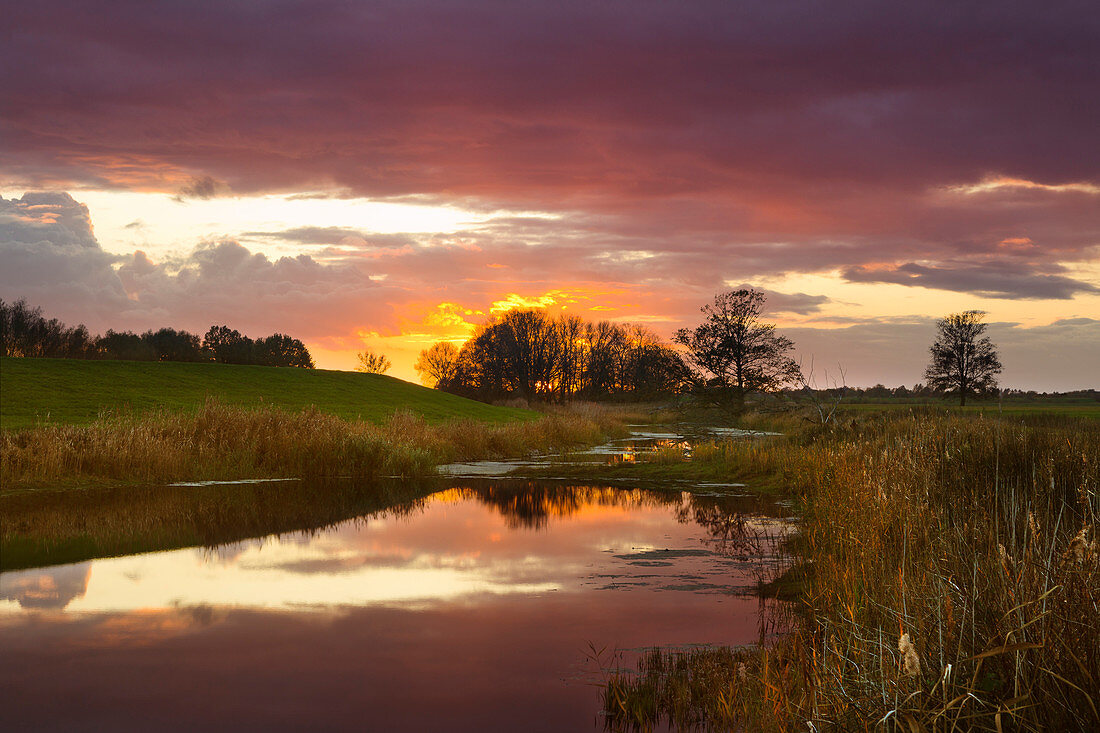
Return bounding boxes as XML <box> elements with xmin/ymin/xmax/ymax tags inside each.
<box><xmin>1</xmin><ymin>400</ymin><xmax>632</xmax><ymax>494</ymax></box>
<box><xmin>1</xmin><ymin>400</ymin><xmax>636</xmax><ymax>568</ymax></box>
<box><xmin>0</xmin><ymin>356</ymin><xmax>534</xmax><ymax>429</ymax></box>
<box><xmin>0</xmin><ymin>477</ymin><xmax>437</xmax><ymax>571</ymax></box>
<box><xmin>605</xmin><ymin>410</ymin><xmax>1100</xmax><ymax>731</ymax></box>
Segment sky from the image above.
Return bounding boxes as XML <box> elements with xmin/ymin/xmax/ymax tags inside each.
<box><xmin>1</xmin><ymin>0</ymin><xmax>1098</xmax><ymax>389</ymax></box>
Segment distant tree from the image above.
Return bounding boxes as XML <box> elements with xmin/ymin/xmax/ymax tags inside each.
<box><xmin>414</xmin><ymin>342</ymin><xmax>459</xmax><ymax>387</ymax></box>
<box><xmin>203</xmin><ymin>325</ymin><xmax>253</xmax><ymax>364</ymax></box>
<box><xmin>255</xmin><ymin>333</ymin><xmax>315</xmax><ymax>368</ymax></box>
<box><xmin>356</xmin><ymin>349</ymin><xmax>391</xmax><ymax>374</ymax></box>
<box><xmin>1</xmin><ymin>298</ymin><xmax>95</xmax><ymax>358</ymax></box>
<box><xmin>97</xmin><ymin>330</ymin><xmax>157</xmax><ymax>361</ymax></box>
<box><xmin>866</xmin><ymin>384</ymin><xmax>891</xmax><ymax>399</ymax></box>
<box><xmin>674</xmin><ymin>289</ymin><xmax>802</xmax><ymax>408</ymax></box>
<box><xmin>924</xmin><ymin>310</ymin><xmax>1002</xmax><ymax>406</ymax></box>
<box><xmin>142</xmin><ymin>328</ymin><xmax>204</xmax><ymax>362</ymax></box>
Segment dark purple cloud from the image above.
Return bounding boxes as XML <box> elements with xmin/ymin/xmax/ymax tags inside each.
<box><xmin>843</xmin><ymin>261</ymin><xmax>1099</xmax><ymax>299</ymax></box>
<box><xmin>1</xmin><ymin>2</ymin><xmax>1098</xmax><ymax>383</ymax></box>
<box><xmin>3</xmin><ymin>2</ymin><xmax>1098</xmax><ymax>275</ymax></box>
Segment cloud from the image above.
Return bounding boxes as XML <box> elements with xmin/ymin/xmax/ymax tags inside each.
<box><xmin>2</xmin><ymin>0</ymin><xmax>1097</xmax><ymax>298</ymax></box>
<box><xmin>0</xmin><ymin>564</ymin><xmax>91</xmax><ymax>610</ymax></box>
<box><xmin>0</xmin><ymin>193</ymin><xmax>130</xmax><ymax>317</ymax></box>
<box><xmin>245</xmin><ymin>227</ymin><xmax>416</xmax><ymax>249</ymax></box>
<box><xmin>2</xmin><ymin>191</ymin><xmax>1097</xmax><ymax>389</ymax></box>
<box><xmin>175</xmin><ymin>175</ymin><xmax>230</xmax><ymax>201</ymax></box>
<box><xmin>723</xmin><ymin>283</ymin><xmax>831</xmax><ymax>314</ymax></box>
<box><xmin>0</xmin><ymin>192</ymin><xmax>408</xmax><ymax>342</ymax></box>
<box><xmin>842</xmin><ymin>262</ymin><xmax>1100</xmax><ymax>300</ymax></box>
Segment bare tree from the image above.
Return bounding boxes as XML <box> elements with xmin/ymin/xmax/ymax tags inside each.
<box><xmin>674</xmin><ymin>289</ymin><xmax>802</xmax><ymax>408</ymax></box>
<box><xmin>795</xmin><ymin>358</ymin><xmax>847</xmax><ymax>425</ymax></box>
<box><xmin>356</xmin><ymin>349</ymin><xmax>391</xmax><ymax>374</ymax></box>
<box><xmin>414</xmin><ymin>342</ymin><xmax>458</xmax><ymax>386</ymax></box>
<box><xmin>924</xmin><ymin>310</ymin><xmax>1002</xmax><ymax>406</ymax></box>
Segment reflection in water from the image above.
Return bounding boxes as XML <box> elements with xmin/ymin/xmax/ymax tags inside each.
<box><xmin>0</xmin><ymin>562</ymin><xmax>91</xmax><ymax>610</ymax></box>
<box><xmin>0</xmin><ymin>482</ymin><xmax>790</xmax><ymax>732</ymax></box>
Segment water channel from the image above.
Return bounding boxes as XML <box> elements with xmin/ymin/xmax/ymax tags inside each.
<box><xmin>0</xmin><ymin>430</ymin><xmax>791</xmax><ymax>731</ymax></box>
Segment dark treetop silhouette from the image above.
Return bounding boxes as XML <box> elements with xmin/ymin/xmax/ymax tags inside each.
<box><xmin>924</xmin><ymin>310</ymin><xmax>1002</xmax><ymax>406</ymax></box>
<box><xmin>420</xmin><ymin>310</ymin><xmax>687</xmax><ymax>402</ymax></box>
<box><xmin>674</xmin><ymin>289</ymin><xmax>802</xmax><ymax>408</ymax></box>
<box><xmin>0</xmin><ymin>298</ymin><xmax>314</xmax><ymax>368</ymax></box>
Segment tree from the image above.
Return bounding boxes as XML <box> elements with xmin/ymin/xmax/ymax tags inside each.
<box><xmin>255</xmin><ymin>333</ymin><xmax>315</xmax><ymax>368</ymax></box>
<box><xmin>356</xmin><ymin>349</ymin><xmax>391</xmax><ymax>374</ymax></box>
<box><xmin>924</xmin><ymin>310</ymin><xmax>1002</xmax><ymax>406</ymax></box>
<box><xmin>142</xmin><ymin>328</ymin><xmax>203</xmax><ymax>362</ymax></box>
<box><xmin>203</xmin><ymin>325</ymin><xmax>252</xmax><ymax>364</ymax></box>
<box><xmin>414</xmin><ymin>342</ymin><xmax>459</xmax><ymax>387</ymax></box>
<box><xmin>674</xmin><ymin>289</ymin><xmax>801</xmax><ymax>408</ymax></box>
<box><xmin>97</xmin><ymin>330</ymin><xmax>157</xmax><ymax>361</ymax></box>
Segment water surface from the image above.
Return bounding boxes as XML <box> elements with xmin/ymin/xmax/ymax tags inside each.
<box><xmin>0</xmin><ymin>482</ymin><xmax>789</xmax><ymax>732</ymax></box>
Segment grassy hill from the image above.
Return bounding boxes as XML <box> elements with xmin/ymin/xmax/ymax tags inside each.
<box><xmin>0</xmin><ymin>357</ymin><xmax>536</xmax><ymax>430</ymax></box>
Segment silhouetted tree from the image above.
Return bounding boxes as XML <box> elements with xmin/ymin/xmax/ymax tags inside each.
<box><xmin>424</xmin><ymin>310</ymin><xmax>685</xmax><ymax>402</ymax></box>
<box><xmin>674</xmin><ymin>289</ymin><xmax>801</xmax><ymax>408</ymax></box>
<box><xmin>203</xmin><ymin>325</ymin><xmax>253</xmax><ymax>364</ymax></box>
<box><xmin>356</xmin><ymin>349</ymin><xmax>391</xmax><ymax>374</ymax></box>
<box><xmin>255</xmin><ymin>333</ymin><xmax>315</xmax><ymax>368</ymax></box>
<box><xmin>1</xmin><ymin>299</ymin><xmax>312</xmax><ymax>367</ymax></box>
<box><xmin>97</xmin><ymin>330</ymin><xmax>157</xmax><ymax>361</ymax></box>
<box><xmin>924</xmin><ymin>310</ymin><xmax>1002</xmax><ymax>406</ymax></box>
<box><xmin>142</xmin><ymin>328</ymin><xmax>204</xmax><ymax>362</ymax></box>
<box><xmin>414</xmin><ymin>342</ymin><xmax>459</xmax><ymax>386</ymax></box>
<box><xmin>1</xmin><ymin>299</ymin><xmax>95</xmax><ymax>358</ymax></box>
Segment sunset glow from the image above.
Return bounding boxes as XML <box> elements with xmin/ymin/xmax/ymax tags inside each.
<box><xmin>1</xmin><ymin>1</ymin><xmax>1097</xmax><ymax>389</ymax></box>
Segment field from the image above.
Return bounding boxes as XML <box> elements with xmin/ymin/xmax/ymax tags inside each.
<box><xmin>0</xmin><ymin>356</ymin><xmax>535</xmax><ymax>430</ymax></box>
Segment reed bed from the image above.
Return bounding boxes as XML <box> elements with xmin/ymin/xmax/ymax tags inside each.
<box><xmin>0</xmin><ymin>399</ymin><xmax>631</xmax><ymax>491</ymax></box>
<box><xmin>605</xmin><ymin>410</ymin><xmax>1100</xmax><ymax>731</ymax></box>
<box><xmin>1</xmin><ymin>400</ymin><xmax>634</xmax><ymax>569</ymax></box>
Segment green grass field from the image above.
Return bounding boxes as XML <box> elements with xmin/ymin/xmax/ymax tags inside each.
<box><xmin>0</xmin><ymin>357</ymin><xmax>535</xmax><ymax>429</ymax></box>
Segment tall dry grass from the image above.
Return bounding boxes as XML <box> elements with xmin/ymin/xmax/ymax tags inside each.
<box><xmin>1</xmin><ymin>399</ymin><xmax>631</xmax><ymax>491</ymax></box>
<box><xmin>798</xmin><ymin>411</ymin><xmax>1099</xmax><ymax>730</ymax></box>
<box><xmin>605</xmin><ymin>410</ymin><xmax>1100</xmax><ymax>731</ymax></box>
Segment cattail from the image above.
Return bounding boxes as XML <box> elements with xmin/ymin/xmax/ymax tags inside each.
<box><xmin>737</xmin><ymin>662</ymin><xmax>748</xmax><ymax>682</ymax></box>
<box><xmin>898</xmin><ymin>633</ymin><xmax>921</xmax><ymax>677</ymax></box>
<box><xmin>1065</xmin><ymin>525</ymin><xmax>1095</xmax><ymax>565</ymax></box>
<box><xmin>1028</xmin><ymin>512</ymin><xmax>1040</xmax><ymax>544</ymax></box>
<box><xmin>998</xmin><ymin>543</ymin><xmax>1015</xmax><ymax>574</ymax></box>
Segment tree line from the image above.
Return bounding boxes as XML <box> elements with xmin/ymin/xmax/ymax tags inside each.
<box><xmin>415</xmin><ymin>309</ymin><xmax>690</xmax><ymax>401</ymax></box>
<box><xmin>415</xmin><ymin>290</ymin><xmax>1005</xmax><ymax>408</ymax></box>
<box><xmin>0</xmin><ymin>299</ymin><xmax>314</xmax><ymax>368</ymax></box>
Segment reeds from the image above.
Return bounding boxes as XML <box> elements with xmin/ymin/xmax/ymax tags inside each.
<box><xmin>795</xmin><ymin>411</ymin><xmax>1099</xmax><ymax>730</ymax></box>
<box><xmin>605</xmin><ymin>410</ymin><xmax>1100</xmax><ymax>731</ymax></box>
<box><xmin>0</xmin><ymin>399</ymin><xmax>631</xmax><ymax>491</ymax></box>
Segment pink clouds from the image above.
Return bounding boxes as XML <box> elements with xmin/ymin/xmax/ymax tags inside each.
<box><xmin>4</xmin><ymin>4</ymin><xmax>1099</xmax><ymax>290</ymax></box>
<box><xmin>0</xmin><ymin>193</ymin><xmax>410</xmax><ymax>345</ymax></box>
<box><xmin>1</xmin><ymin>2</ymin><xmax>1098</xmax><ymax>387</ymax></box>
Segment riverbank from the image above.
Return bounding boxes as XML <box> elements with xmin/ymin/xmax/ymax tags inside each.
<box><xmin>2</xmin><ymin>400</ymin><xmax>635</xmax><ymax>493</ymax></box>
<box><xmin>604</xmin><ymin>410</ymin><xmax>1100</xmax><ymax>731</ymax></box>
<box><xmin>0</xmin><ymin>400</ymin><xmax>640</xmax><ymax>569</ymax></box>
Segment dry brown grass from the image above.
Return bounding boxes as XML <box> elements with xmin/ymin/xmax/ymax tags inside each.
<box><xmin>1</xmin><ymin>399</ymin><xmax>631</xmax><ymax>492</ymax></box>
<box><xmin>605</xmin><ymin>410</ymin><xmax>1100</xmax><ymax>731</ymax></box>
